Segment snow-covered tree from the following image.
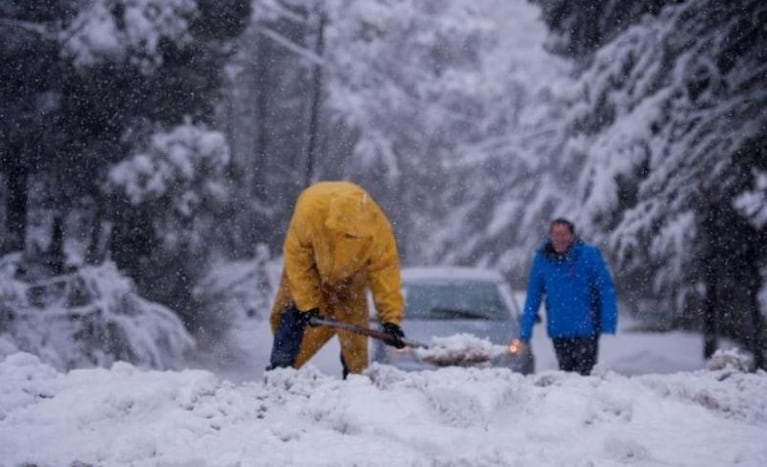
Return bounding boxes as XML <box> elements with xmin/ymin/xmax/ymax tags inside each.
<box><xmin>735</xmin><ymin>170</ymin><xmax>767</xmax><ymax>230</ymax></box>
<box><xmin>532</xmin><ymin>0</ymin><xmax>673</xmax><ymax>59</ymax></box>
<box><xmin>215</xmin><ymin>0</ymin><xmax>323</xmax><ymax>254</ymax></box>
<box><xmin>61</xmin><ymin>0</ymin><xmax>197</xmax><ymax>73</ymax></box>
<box><xmin>57</xmin><ymin>0</ymin><xmax>249</xmax><ymax>314</ymax></box>
<box><xmin>221</xmin><ymin>0</ymin><xmax>502</xmax><ymax>262</ymax></box>
<box><xmin>417</xmin><ymin>0</ymin><xmax>765</xmax><ymax>368</ymax></box>
<box><xmin>521</xmin><ymin>0</ymin><xmax>766</xmax><ymax>366</ymax></box>
<box><xmin>1</xmin><ymin>0</ymin><xmax>251</xmax><ymax>366</ymax></box>
<box><xmin>401</xmin><ymin>0</ymin><xmax>572</xmax><ymax>274</ymax></box>
<box><xmin>318</xmin><ymin>0</ymin><xmax>503</xmax><ymax>260</ymax></box>
<box><xmin>0</xmin><ymin>2</ymin><xmax>73</xmax><ymax>254</ymax></box>
<box><xmin>106</xmin><ymin>123</ymin><xmax>231</xmax><ymax>329</ymax></box>
<box><xmin>106</xmin><ymin>123</ymin><xmax>230</xmax><ymax>242</ymax></box>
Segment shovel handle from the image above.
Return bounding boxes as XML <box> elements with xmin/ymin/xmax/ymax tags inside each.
<box><xmin>309</xmin><ymin>317</ymin><xmax>428</xmax><ymax>349</ymax></box>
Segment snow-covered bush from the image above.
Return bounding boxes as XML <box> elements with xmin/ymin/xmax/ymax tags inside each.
<box><xmin>0</xmin><ymin>254</ymin><xmax>193</xmax><ymax>371</ymax></box>
<box><xmin>107</xmin><ymin>122</ymin><xmax>230</xmax><ymax>251</ymax></box>
<box><xmin>61</xmin><ymin>0</ymin><xmax>198</xmax><ymax>73</ymax></box>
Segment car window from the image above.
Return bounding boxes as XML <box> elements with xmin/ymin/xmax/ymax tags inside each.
<box><xmin>402</xmin><ymin>280</ymin><xmax>510</xmax><ymax>321</ymax></box>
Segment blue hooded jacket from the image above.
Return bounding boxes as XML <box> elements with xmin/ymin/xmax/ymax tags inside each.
<box><xmin>519</xmin><ymin>238</ymin><xmax>617</xmax><ymax>341</ymax></box>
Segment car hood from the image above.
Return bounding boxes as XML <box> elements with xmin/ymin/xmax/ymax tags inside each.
<box><xmin>400</xmin><ymin>319</ymin><xmax>516</xmax><ymax>345</ymax></box>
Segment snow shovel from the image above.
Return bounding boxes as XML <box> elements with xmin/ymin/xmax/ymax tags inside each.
<box><xmin>308</xmin><ymin>316</ymin><xmax>429</xmax><ymax>348</ymax></box>
<box><xmin>308</xmin><ymin>317</ymin><xmax>506</xmax><ymax>367</ymax></box>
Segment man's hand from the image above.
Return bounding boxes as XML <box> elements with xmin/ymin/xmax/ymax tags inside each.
<box><xmin>508</xmin><ymin>338</ymin><xmax>529</xmax><ymax>355</ymax></box>
<box><xmin>299</xmin><ymin>308</ymin><xmax>321</xmax><ymax>327</ymax></box>
<box><xmin>382</xmin><ymin>322</ymin><xmax>406</xmax><ymax>349</ymax></box>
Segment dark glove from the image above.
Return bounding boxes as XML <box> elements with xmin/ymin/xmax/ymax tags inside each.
<box><xmin>382</xmin><ymin>322</ymin><xmax>406</xmax><ymax>349</ymax></box>
<box><xmin>298</xmin><ymin>308</ymin><xmax>321</xmax><ymax>327</ymax></box>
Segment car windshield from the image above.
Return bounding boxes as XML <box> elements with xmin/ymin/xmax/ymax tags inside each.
<box><xmin>402</xmin><ymin>280</ymin><xmax>510</xmax><ymax>321</ymax></box>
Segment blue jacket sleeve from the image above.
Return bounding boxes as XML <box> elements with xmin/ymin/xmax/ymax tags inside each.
<box><xmin>591</xmin><ymin>248</ymin><xmax>617</xmax><ymax>334</ymax></box>
<box><xmin>519</xmin><ymin>253</ymin><xmax>544</xmax><ymax>341</ymax></box>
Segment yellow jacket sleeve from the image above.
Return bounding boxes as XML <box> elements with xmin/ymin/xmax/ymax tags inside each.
<box><xmin>367</xmin><ymin>221</ymin><xmax>404</xmax><ymax>325</ymax></box>
<box><xmin>283</xmin><ymin>213</ymin><xmax>322</xmax><ymax>312</ymax></box>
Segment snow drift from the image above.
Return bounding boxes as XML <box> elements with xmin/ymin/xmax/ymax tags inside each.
<box><xmin>1</xmin><ymin>351</ymin><xmax>765</xmax><ymax>466</ymax></box>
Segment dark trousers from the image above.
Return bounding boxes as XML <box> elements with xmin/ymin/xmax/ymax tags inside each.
<box><xmin>268</xmin><ymin>305</ymin><xmax>352</xmax><ymax>379</ymax></box>
<box><xmin>552</xmin><ymin>335</ymin><xmax>599</xmax><ymax>375</ymax></box>
<box><xmin>268</xmin><ymin>305</ymin><xmax>305</xmax><ymax>369</ymax></box>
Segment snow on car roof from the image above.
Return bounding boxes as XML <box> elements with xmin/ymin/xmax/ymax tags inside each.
<box><xmin>401</xmin><ymin>266</ymin><xmax>504</xmax><ymax>283</ymax></box>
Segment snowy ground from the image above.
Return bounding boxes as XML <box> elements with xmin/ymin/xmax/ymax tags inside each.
<box><xmin>2</xmin><ymin>311</ymin><xmax>765</xmax><ymax>466</ymax></box>
<box><xmin>1</xmin><ymin>347</ymin><xmax>765</xmax><ymax>466</ymax></box>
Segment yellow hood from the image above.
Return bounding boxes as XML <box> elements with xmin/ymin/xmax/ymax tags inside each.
<box><xmin>280</xmin><ymin>181</ymin><xmax>403</xmax><ymax>325</ymax></box>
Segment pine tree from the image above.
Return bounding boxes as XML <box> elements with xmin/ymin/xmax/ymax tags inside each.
<box><xmin>533</xmin><ymin>0</ymin><xmax>767</xmax><ymax>367</ymax></box>
<box><xmin>2</xmin><ymin>0</ymin><xmax>251</xmax><ymax>331</ymax></box>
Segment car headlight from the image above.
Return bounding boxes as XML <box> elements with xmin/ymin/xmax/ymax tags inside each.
<box><xmin>508</xmin><ymin>339</ymin><xmax>523</xmax><ymax>355</ymax></box>
<box><xmin>491</xmin><ymin>339</ymin><xmax>532</xmax><ymax>373</ymax></box>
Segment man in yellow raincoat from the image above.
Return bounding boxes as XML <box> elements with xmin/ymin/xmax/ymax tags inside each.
<box><xmin>267</xmin><ymin>181</ymin><xmax>406</xmax><ymax>377</ymax></box>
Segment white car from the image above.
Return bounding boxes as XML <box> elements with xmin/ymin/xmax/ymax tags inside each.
<box><xmin>370</xmin><ymin>266</ymin><xmax>534</xmax><ymax>374</ymax></box>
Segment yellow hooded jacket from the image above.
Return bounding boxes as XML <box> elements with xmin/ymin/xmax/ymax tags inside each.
<box><xmin>269</xmin><ymin>182</ymin><xmax>404</xmax><ymax>372</ymax></box>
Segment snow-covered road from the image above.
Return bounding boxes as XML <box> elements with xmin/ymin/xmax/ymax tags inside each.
<box><xmin>188</xmin><ymin>311</ymin><xmax>716</xmax><ymax>383</ymax></box>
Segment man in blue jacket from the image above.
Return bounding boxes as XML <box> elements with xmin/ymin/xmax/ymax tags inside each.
<box><xmin>516</xmin><ymin>218</ymin><xmax>617</xmax><ymax>375</ymax></box>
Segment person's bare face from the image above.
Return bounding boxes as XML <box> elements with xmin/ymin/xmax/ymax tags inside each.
<box><xmin>550</xmin><ymin>223</ymin><xmax>574</xmax><ymax>254</ymax></box>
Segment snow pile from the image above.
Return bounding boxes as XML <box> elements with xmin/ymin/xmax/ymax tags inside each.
<box><xmin>0</xmin><ymin>257</ymin><xmax>193</xmax><ymax>371</ymax></box>
<box><xmin>0</xmin><ymin>353</ymin><xmax>765</xmax><ymax>466</ymax></box>
<box><xmin>414</xmin><ymin>333</ymin><xmax>508</xmax><ymax>366</ymax></box>
<box><xmin>706</xmin><ymin>348</ymin><xmax>755</xmax><ymax>373</ymax></box>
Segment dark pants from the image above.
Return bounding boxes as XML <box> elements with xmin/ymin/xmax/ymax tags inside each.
<box><xmin>268</xmin><ymin>305</ymin><xmax>305</xmax><ymax>370</ymax></box>
<box><xmin>268</xmin><ymin>305</ymin><xmax>352</xmax><ymax>379</ymax></box>
<box><xmin>552</xmin><ymin>335</ymin><xmax>599</xmax><ymax>375</ymax></box>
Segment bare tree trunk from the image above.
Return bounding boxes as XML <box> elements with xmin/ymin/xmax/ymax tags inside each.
<box><xmin>304</xmin><ymin>12</ymin><xmax>325</xmax><ymax>187</ymax></box>
<box><xmin>701</xmin><ymin>206</ymin><xmax>719</xmax><ymax>360</ymax></box>
<box><xmin>749</xmin><ymin>286</ymin><xmax>765</xmax><ymax>370</ymax></box>
<box><xmin>46</xmin><ymin>214</ymin><xmax>65</xmax><ymax>274</ymax></box>
<box><xmin>745</xmin><ymin>243</ymin><xmax>765</xmax><ymax>370</ymax></box>
<box><xmin>252</xmin><ymin>33</ymin><xmax>270</xmax><ymax>200</ymax></box>
<box><xmin>702</xmin><ymin>270</ymin><xmax>719</xmax><ymax>359</ymax></box>
<box><xmin>85</xmin><ymin>197</ymin><xmax>108</xmax><ymax>264</ymax></box>
<box><xmin>700</xmin><ymin>201</ymin><xmax>765</xmax><ymax>365</ymax></box>
<box><xmin>3</xmin><ymin>163</ymin><xmax>28</xmax><ymax>254</ymax></box>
